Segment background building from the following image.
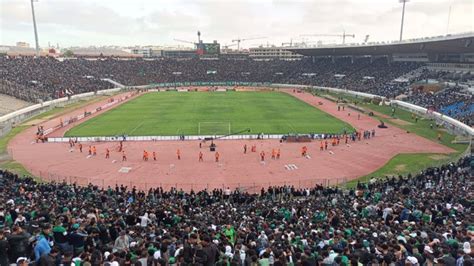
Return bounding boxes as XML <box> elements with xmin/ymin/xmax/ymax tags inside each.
<box><xmin>249</xmin><ymin>46</ymin><xmax>303</xmax><ymax>60</ymax></box>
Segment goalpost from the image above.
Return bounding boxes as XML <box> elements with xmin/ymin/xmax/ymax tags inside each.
<box><xmin>198</xmin><ymin>122</ymin><xmax>231</xmax><ymax>135</ymax></box>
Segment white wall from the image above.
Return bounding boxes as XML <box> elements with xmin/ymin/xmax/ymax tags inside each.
<box><xmin>302</xmin><ymin>85</ymin><xmax>474</xmax><ymax>136</ymax></box>
<box><xmin>0</xmin><ymin>87</ymin><xmax>122</xmax><ymax>136</ymax></box>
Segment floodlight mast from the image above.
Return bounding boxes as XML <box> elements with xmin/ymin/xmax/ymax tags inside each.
<box><xmin>30</xmin><ymin>0</ymin><xmax>40</xmax><ymax>56</ymax></box>
<box><xmin>399</xmin><ymin>0</ymin><xmax>410</xmax><ymax>42</ymax></box>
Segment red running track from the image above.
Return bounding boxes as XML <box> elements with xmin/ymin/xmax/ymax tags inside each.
<box><xmin>8</xmin><ymin>89</ymin><xmax>454</xmax><ymax>192</ymax></box>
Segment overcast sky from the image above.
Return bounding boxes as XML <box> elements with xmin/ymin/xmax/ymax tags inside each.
<box><xmin>1</xmin><ymin>0</ymin><xmax>473</xmax><ymax>48</ymax></box>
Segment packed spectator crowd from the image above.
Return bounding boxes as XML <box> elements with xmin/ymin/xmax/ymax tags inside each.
<box><xmin>0</xmin><ymin>156</ymin><xmax>472</xmax><ymax>265</ymax></box>
<box><xmin>0</xmin><ymin>56</ymin><xmax>419</xmax><ymax>102</ymax></box>
<box><xmin>416</xmin><ymin>70</ymin><xmax>473</xmax><ymax>84</ymax></box>
<box><xmin>0</xmin><ymin>57</ymin><xmax>113</xmax><ymax>102</ymax></box>
<box><xmin>400</xmin><ymin>69</ymin><xmax>474</xmax><ymax>125</ymax></box>
<box><xmin>406</xmin><ymin>86</ymin><xmax>473</xmax><ymax>125</ymax></box>
<box><xmin>1</xmin><ymin>56</ymin><xmax>472</xmax><ymax>124</ymax></box>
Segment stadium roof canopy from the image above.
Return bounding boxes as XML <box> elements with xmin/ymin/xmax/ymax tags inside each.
<box><xmin>287</xmin><ymin>33</ymin><xmax>474</xmax><ymax>57</ymax></box>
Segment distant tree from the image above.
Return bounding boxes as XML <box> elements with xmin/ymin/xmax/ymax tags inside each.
<box><xmin>63</xmin><ymin>50</ymin><xmax>74</xmax><ymax>57</ymax></box>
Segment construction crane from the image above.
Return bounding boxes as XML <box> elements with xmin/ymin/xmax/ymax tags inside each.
<box><xmin>364</xmin><ymin>35</ymin><xmax>370</xmax><ymax>43</ymax></box>
<box><xmin>282</xmin><ymin>39</ymin><xmax>318</xmax><ymax>47</ymax></box>
<box><xmin>222</xmin><ymin>43</ymin><xmax>238</xmax><ymax>50</ymax></box>
<box><xmin>281</xmin><ymin>39</ymin><xmax>293</xmax><ymax>47</ymax></box>
<box><xmin>232</xmin><ymin>37</ymin><xmax>267</xmax><ymax>50</ymax></box>
<box><xmin>300</xmin><ymin>31</ymin><xmax>355</xmax><ymax>44</ymax></box>
<box><xmin>173</xmin><ymin>39</ymin><xmax>195</xmax><ymax>48</ymax></box>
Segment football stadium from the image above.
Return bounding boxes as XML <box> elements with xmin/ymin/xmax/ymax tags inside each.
<box><xmin>0</xmin><ymin>0</ymin><xmax>473</xmax><ymax>265</ymax></box>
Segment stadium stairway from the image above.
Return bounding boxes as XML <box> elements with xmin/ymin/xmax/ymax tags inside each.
<box><xmin>394</xmin><ymin>66</ymin><xmax>426</xmax><ymax>82</ymax></box>
<box><xmin>101</xmin><ymin>78</ymin><xmax>125</xmax><ymax>88</ymax></box>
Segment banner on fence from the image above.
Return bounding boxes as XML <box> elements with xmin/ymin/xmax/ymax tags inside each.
<box><xmin>147</xmin><ymin>81</ymin><xmax>272</xmax><ymax>88</ymax></box>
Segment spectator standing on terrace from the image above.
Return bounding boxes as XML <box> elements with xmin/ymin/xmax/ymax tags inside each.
<box><xmin>7</xmin><ymin>226</ymin><xmax>30</xmax><ymax>263</ymax></box>
<box><xmin>33</xmin><ymin>237</ymin><xmax>50</xmax><ymax>263</ymax></box>
<box><xmin>38</xmin><ymin>247</ymin><xmax>59</xmax><ymax>266</ymax></box>
<box><xmin>113</xmin><ymin>231</ymin><xmax>130</xmax><ymax>253</ymax></box>
<box><xmin>183</xmin><ymin>233</ymin><xmax>199</xmax><ymax>265</ymax></box>
<box><xmin>68</xmin><ymin>223</ymin><xmax>87</xmax><ymax>255</ymax></box>
<box><xmin>0</xmin><ymin>229</ymin><xmax>9</xmax><ymax>266</ymax></box>
<box><xmin>139</xmin><ymin>213</ymin><xmax>151</xmax><ymax>227</ymax></box>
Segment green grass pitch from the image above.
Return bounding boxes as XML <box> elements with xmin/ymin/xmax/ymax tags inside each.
<box><xmin>65</xmin><ymin>91</ymin><xmax>354</xmax><ymax>136</ymax></box>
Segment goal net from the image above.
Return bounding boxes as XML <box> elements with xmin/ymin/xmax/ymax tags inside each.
<box><xmin>198</xmin><ymin>122</ymin><xmax>231</xmax><ymax>135</ymax></box>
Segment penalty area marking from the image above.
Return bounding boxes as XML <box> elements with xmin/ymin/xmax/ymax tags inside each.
<box><xmin>128</xmin><ymin>121</ymin><xmax>145</xmax><ymax>136</ymax></box>
<box><xmin>285</xmin><ymin>164</ymin><xmax>298</xmax><ymax>171</ymax></box>
<box><xmin>286</xmin><ymin>122</ymin><xmax>296</xmax><ymax>133</ymax></box>
<box><xmin>198</xmin><ymin>122</ymin><xmax>231</xmax><ymax>135</ymax></box>
<box><xmin>119</xmin><ymin>167</ymin><xmax>132</xmax><ymax>173</ymax></box>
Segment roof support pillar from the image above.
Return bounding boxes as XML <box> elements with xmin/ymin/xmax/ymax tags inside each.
<box><xmin>427</xmin><ymin>53</ymin><xmax>439</xmax><ymax>62</ymax></box>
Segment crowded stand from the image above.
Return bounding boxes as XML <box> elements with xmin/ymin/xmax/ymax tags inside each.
<box><xmin>416</xmin><ymin>70</ymin><xmax>473</xmax><ymax>84</ymax></box>
<box><xmin>0</xmin><ymin>57</ymin><xmax>420</xmax><ymax>101</ymax></box>
<box><xmin>0</xmin><ymin>57</ymin><xmax>113</xmax><ymax>102</ymax></box>
<box><xmin>1</xmin><ymin>56</ymin><xmax>473</xmax><ymax>124</ymax></box>
<box><xmin>402</xmin><ymin>69</ymin><xmax>474</xmax><ymax>125</ymax></box>
<box><xmin>406</xmin><ymin>86</ymin><xmax>474</xmax><ymax>125</ymax></box>
<box><xmin>0</xmin><ymin>156</ymin><xmax>472</xmax><ymax>265</ymax></box>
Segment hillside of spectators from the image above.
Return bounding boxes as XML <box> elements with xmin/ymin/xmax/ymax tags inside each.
<box><xmin>2</xmin><ymin>56</ymin><xmax>472</xmax><ymax>124</ymax></box>
<box><xmin>0</xmin><ymin>56</ymin><xmax>419</xmax><ymax>101</ymax></box>
<box><xmin>400</xmin><ymin>68</ymin><xmax>473</xmax><ymax>125</ymax></box>
<box><xmin>0</xmin><ymin>57</ymin><xmax>113</xmax><ymax>103</ymax></box>
<box><xmin>406</xmin><ymin>86</ymin><xmax>473</xmax><ymax>125</ymax></box>
<box><xmin>0</xmin><ymin>156</ymin><xmax>471</xmax><ymax>265</ymax></box>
